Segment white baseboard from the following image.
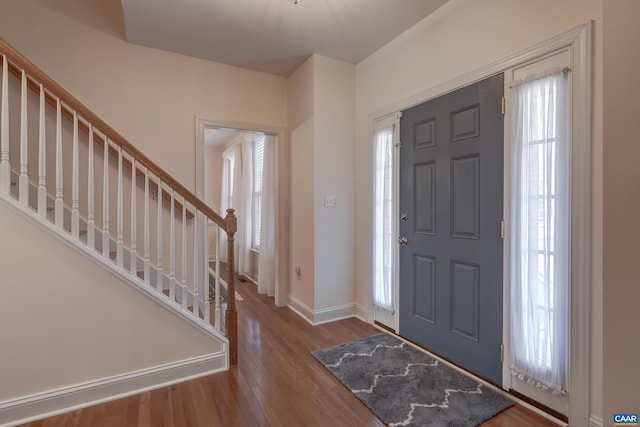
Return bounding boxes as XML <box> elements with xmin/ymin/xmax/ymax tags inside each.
<box><xmin>354</xmin><ymin>304</ymin><xmax>368</xmax><ymax>322</ymax></box>
<box><xmin>287</xmin><ymin>295</ymin><xmax>315</xmax><ymax>325</ymax></box>
<box><xmin>589</xmin><ymin>415</ymin><xmax>603</xmax><ymax>427</ymax></box>
<box><xmin>286</xmin><ymin>297</ymin><xmax>369</xmax><ymax>325</ymax></box>
<box><xmin>0</xmin><ymin>352</ymin><xmax>227</xmax><ymax>427</ymax></box>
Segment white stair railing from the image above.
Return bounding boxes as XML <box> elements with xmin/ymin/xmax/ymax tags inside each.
<box><xmin>0</xmin><ymin>38</ymin><xmax>238</xmax><ymax>364</ymax></box>
<box><xmin>37</xmin><ymin>84</ymin><xmax>46</xmax><ymax>218</ymax></box>
<box><xmin>0</xmin><ymin>55</ymin><xmax>9</xmax><ymax>195</ymax></box>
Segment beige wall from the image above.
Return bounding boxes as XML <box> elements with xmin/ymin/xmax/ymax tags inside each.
<box><xmin>602</xmin><ymin>1</ymin><xmax>640</xmax><ymax>424</ymax></box>
<box><xmin>287</xmin><ymin>55</ymin><xmax>356</xmax><ymax>312</ymax></box>
<box><xmin>0</xmin><ymin>0</ymin><xmax>288</xmax><ymax>192</ymax></box>
<box><xmin>354</xmin><ymin>0</ymin><xmax>603</xmax><ymax>419</ymax></box>
<box><xmin>312</xmin><ymin>55</ymin><xmax>356</xmax><ymax>310</ymax></box>
<box><xmin>288</xmin><ymin>56</ymin><xmax>315</xmax><ymax>307</ymax></box>
<box><xmin>0</xmin><ymin>202</ymin><xmax>221</xmax><ymax>402</ymax></box>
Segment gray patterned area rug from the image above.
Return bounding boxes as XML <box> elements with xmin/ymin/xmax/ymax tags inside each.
<box><xmin>312</xmin><ymin>333</ymin><xmax>513</xmax><ymax>427</ymax></box>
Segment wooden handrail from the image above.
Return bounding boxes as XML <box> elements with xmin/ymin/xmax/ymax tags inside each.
<box><xmin>0</xmin><ymin>37</ymin><xmax>225</xmax><ymax>228</ymax></box>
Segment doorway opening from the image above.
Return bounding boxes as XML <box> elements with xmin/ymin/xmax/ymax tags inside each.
<box><xmin>195</xmin><ymin>118</ymin><xmax>288</xmax><ymax>307</ymax></box>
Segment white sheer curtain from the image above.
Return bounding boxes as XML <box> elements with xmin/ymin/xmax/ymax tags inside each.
<box><xmin>219</xmin><ymin>146</ymin><xmax>239</xmax><ymax>261</ymax></box>
<box><xmin>236</xmin><ymin>139</ymin><xmax>254</xmax><ymax>276</ymax></box>
<box><xmin>373</xmin><ymin>124</ymin><xmax>395</xmax><ymax>312</ymax></box>
<box><xmin>510</xmin><ymin>68</ymin><xmax>570</xmax><ymax>394</ymax></box>
<box><xmin>258</xmin><ymin>135</ymin><xmax>276</xmax><ymax>296</ymax></box>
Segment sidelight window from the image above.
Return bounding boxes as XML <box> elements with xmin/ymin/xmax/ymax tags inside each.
<box><xmin>373</xmin><ymin>125</ymin><xmax>395</xmax><ymax>312</ymax></box>
<box><xmin>509</xmin><ymin>68</ymin><xmax>570</xmax><ymax>394</ymax></box>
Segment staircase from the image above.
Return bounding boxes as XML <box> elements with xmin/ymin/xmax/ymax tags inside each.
<box><xmin>0</xmin><ymin>38</ymin><xmax>238</xmax><ymax>372</ymax></box>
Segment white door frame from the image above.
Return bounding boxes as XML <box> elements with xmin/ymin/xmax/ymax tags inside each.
<box><xmin>371</xmin><ymin>22</ymin><xmax>592</xmax><ymax>426</ymax></box>
<box><xmin>195</xmin><ymin>117</ymin><xmax>289</xmax><ymax>307</ymax></box>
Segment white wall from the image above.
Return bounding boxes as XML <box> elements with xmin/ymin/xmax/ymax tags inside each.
<box><xmin>0</xmin><ymin>0</ymin><xmax>288</xmax><ymax>192</ymax></box>
<box><xmin>602</xmin><ymin>1</ymin><xmax>640</xmax><ymax>424</ymax></box>
<box><xmin>0</xmin><ymin>202</ymin><xmax>221</xmax><ymax>402</ymax></box>
<box><xmin>354</xmin><ymin>0</ymin><xmax>603</xmax><ymax>419</ymax></box>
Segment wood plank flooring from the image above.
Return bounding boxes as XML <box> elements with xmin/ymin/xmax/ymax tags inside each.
<box><xmin>21</xmin><ymin>282</ymin><xmax>559</xmax><ymax>427</ymax></box>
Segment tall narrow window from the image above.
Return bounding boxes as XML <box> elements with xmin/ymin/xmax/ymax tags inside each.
<box><xmin>252</xmin><ymin>136</ymin><xmax>265</xmax><ymax>250</ymax></box>
<box><xmin>373</xmin><ymin>125</ymin><xmax>394</xmax><ymax>312</ymax></box>
<box><xmin>510</xmin><ymin>68</ymin><xmax>570</xmax><ymax>394</ymax></box>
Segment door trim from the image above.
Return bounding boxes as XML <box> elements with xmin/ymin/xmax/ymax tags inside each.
<box><xmin>370</xmin><ymin>22</ymin><xmax>592</xmax><ymax>426</ymax></box>
<box><xmin>195</xmin><ymin>117</ymin><xmax>289</xmax><ymax>308</ymax></box>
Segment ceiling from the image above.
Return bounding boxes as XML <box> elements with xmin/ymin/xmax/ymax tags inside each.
<box><xmin>204</xmin><ymin>127</ymin><xmax>263</xmax><ymax>150</ymax></box>
<box><xmin>120</xmin><ymin>0</ymin><xmax>448</xmax><ymax>76</ymax></box>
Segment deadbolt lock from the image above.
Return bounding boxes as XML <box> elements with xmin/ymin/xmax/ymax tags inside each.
<box><xmin>401</xmin><ymin>213</ymin><xmax>408</xmax><ymax>221</ymax></box>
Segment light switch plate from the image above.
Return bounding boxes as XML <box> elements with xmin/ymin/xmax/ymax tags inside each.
<box><xmin>324</xmin><ymin>195</ymin><xmax>337</xmax><ymax>207</ymax></box>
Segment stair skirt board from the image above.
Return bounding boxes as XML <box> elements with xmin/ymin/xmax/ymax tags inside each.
<box><xmin>0</xmin><ymin>352</ymin><xmax>227</xmax><ymax>427</ymax></box>
<box><xmin>0</xmin><ymin>189</ymin><xmax>228</xmax><ymax>344</ymax></box>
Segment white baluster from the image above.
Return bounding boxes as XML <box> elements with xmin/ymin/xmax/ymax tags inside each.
<box><xmin>156</xmin><ymin>180</ymin><xmax>164</xmax><ymax>292</ymax></box>
<box><xmin>130</xmin><ymin>159</ymin><xmax>137</xmax><ymax>275</ymax></box>
<box><xmin>144</xmin><ymin>169</ymin><xmax>150</xmax><ymax>285</ymax></box>
<box><xmin>37</xmin><ymin>84</ymin><xmax>47</xmax><ymax>217</ymax></box>
<box><xmin>182</xmin><ymin>200</ymin><xmax>188</xmax><ymax>310</ymax></box>
<box><xmin>193</xmin><ymin>209</ymin><xmax>199</xmax><ymax>318</ymax></box>
<box><xmin>215</xmin><ymin>224</ymin><xmax>221</xmax><ymax>330</ymax></box>
<box><xmin>203</xmin><ymin>216</ymin><xmax>210</xmax><ymax>325</ymax></box>
<box><xmin>55</xmin><ymin>98</ymin><xmax>63</xmax><ymax>229</ymax></box>
<box><xmin>71</xmin><ymin>112</ymin><xmax>80</xmax><ymax>239</ymax></box>
<box><xmin>116</xmin><ymin>147</ymin><xmax>123</xmax><ymax>267</ymax></box>
<box><xmin>87</xmin><ymin>125</ymin><xmax>95</xmax><ymax>250</ymax></box>
<box><xmin>102</xmin><ymin>137</ymin><xmax>110</xmax><ymax>257</ymax></box>
<box><xmin>19</xmin><ymin>70</ymin><xmax>28</xmax><ymax>206</ymax></box>
<box><xmin>0</xmin><ymin>55</ymin><xmax>9</xmax><ymax>195</ymax></box>
<box><xmin>169</xmin><ymin>189</ymin><xmax>176</xmax><ymax>302</ymax></box>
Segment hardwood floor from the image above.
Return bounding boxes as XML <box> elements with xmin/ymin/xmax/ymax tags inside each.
<box><xmin>21</xmin><ymin>282</ymin><xmax>559</xmax><ymax>427</ymax></box>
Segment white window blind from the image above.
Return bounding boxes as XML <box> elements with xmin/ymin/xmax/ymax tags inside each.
<box><xmin>510</xmin><ymin>68</ymin><xmax>570</xmax><ymax>394</ymax></box>
<box><xmin>252</xmin><ymin>137</ymin><xmax>265</xmax><ymax>250</ymax></box>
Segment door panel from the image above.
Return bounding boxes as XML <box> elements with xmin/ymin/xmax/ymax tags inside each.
<box><xmin>451</xmin><ymin>155</ymin><xmax>480</xmax><ymax>239</ymax></box>
<box><xmin>399</xmin><ymin>74</ymin><xmax>504</xmax><ymax>385</ymax></box>
<box><xmin>414</xmin><ymin>161</ymin><xmax>436</xmax><ymax>234</ymax></box>
<box><xmin>414</xmin><ymin>255</ymin><xmax>436</xmax><ymax>323</ymax></box>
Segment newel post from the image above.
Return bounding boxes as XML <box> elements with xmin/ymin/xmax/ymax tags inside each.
<box><xmin>224</xmin><ymin>208</ymin><xmax>238</xmax><ymax>365</ymax></box>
